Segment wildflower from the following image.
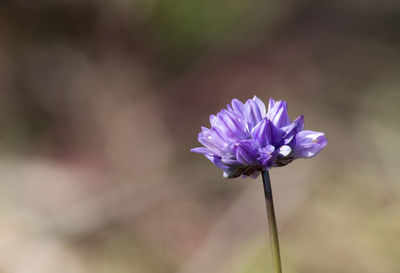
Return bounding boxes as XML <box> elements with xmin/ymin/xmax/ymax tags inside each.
<box><xmin>191</xmin><ymin>96</ymin><xmax>327</xmax><ymax>178</ymax></box>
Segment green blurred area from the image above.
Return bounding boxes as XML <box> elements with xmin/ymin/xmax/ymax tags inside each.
<box><xmin>0</xmin><ymin>1</ymin><xmax>399</xmax><ymax>272</ymax></box>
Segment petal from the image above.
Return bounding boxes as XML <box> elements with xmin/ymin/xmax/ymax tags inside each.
<box><xmin>293</xmin><ymin>130</ymin><xmax>328</xmax><ymax>158</ymax></box>
<box><xmin>293</xmin><ymin>115</ymin><xmax>304</xmax><ymax>131</ymax></box>
<box><xmin>221</xmin><ymin>153</ymin><xmax>241</xmax><ymax>166</ymax></box>
<box><xmin>252</xmin><ymin>96</ymin><xmax>266</xmax><ymax>117</ymax></box>
<box><xmin>205</xmin><ymin>154</ymin><xmax>225</xmax><ymax>169</ymax></box>
<box><xmin>251</xmin><ymin>119</ymin><xmax>286</xmax><ymax>147</ymax></box>
<box><xmin>251</xmin><ymin>118</ymin><xmax>269</xmax><ymax>147</ymax></box>
<box><xmin>219</xmin><ymin>110</ymin><xmax>248</xmax><ymax>138</ymax></box>
<box><xmin>211</xmin><ymin>110</ymin><xmax>248</xmax><ymax>141</ymax></box>
<box><xmin>268</xmin><ymin>98</ymin><xmax>276</xmax><ymax>112</ymax></box>
<box><xmin>281</xmin><ymin>115</ymin><xmax>304</xmax><ymax>145</ymax></box>
<box><xmin>245</xmin><ymin>99</ymin><xmax>263</xmax><ymax>129</ymax></box>
<box><xmin>266</xmin><ymin>100</ymin><xmax>290</xmax><ymax>128</ymax></box>
<box><xmin>209</xmin><ymin>115</ymin><xmax>229</xmax><ymax>141</ymax></box>
<box><xmin>259</xmin><ymin>144</ymin><xmax>275</xmax><ymax>167</ymax></box>
<box><xmin>198</xmin><ymin>128</ymin><xmax>228</xmax><ymax>156</ymax></box>
<box><xmin>235</xmin><ymin>140</ymin><xmax>258</xmax><ymax>165</ymax></box>
<box><xmin>278</xmin><ymin>145</ymin><xmax>292</xmax><ymax>157</ymax></box>
<box><xmin>230</xmin><ymin>99</ymin><xmax>245</xmax><ymax>117</ymax></box>
<box><xmin>190</xmin><ymin>147</ymin><xmax>212</xmax><ymax>154</ymax></box>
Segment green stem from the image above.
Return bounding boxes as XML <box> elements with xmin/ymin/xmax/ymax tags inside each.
<box><xmin>261</xmin><ymin>170</ymin><xmax>282</xmax><ymax>273</ymax></box>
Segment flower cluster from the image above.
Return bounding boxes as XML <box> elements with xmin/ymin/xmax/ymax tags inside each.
<box><xmin>191</xmin><ymin>97</ymin><xmax>327</xmax><ymax>178</ymax></box>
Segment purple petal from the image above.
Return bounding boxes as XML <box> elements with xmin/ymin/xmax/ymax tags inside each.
<box><xmin>268</xmin><ymin>98</ymin><xmax>276</xmax><ymax>112</ymax></box>
<box><xmin>219</xmin><ymin>110</ymin><xmax>248</xmax><ymax>138</ymax></box>
<box><xmin>230</xmin><ymin>99</ymin><xmax>245</xmax><ymax>117</ymax></box>
<box><xmin>266</xmin><ymin>100</ymin><xmax>290</xmax><ymax>128</ymax></box>
<box><xmin>190</xmin><ymin>147</ymin><xmax>212</xmax><ymax>154</ymax></box>
<box><xmin>259</xmin><ymin>144</ymin><xmax>275</xmax><ymax>167</ymax></box>
<box><xmin>293</xmin><ymin>115</ymin><xmax>304</xmax><ymax>131</ymax></box>
<box><xmin>252</xmin><ymin>96</ymin><xmax>266</xmax><ymax>117</ymax></box>
<box><xmin>251</xmin><ymin>119</ymin><xmax>286</xmax><ymax>147</ymax></box>
<box><xmin>205</xmin><ymin>154</ymin><xmax>225</xmax><ymax>169</ymax></box>
<box><xmin>293</xmin><ymin>130</ymin><xmax>328</xmax><ymax>158</ymax></box>
<box><xmin>209</xmin><ymin>115</ymin><xmax>228</xmax><ymax>140</ymax></box>
<box><xmin>281</xmin><ymin>115</ymin><xmax>304</xmax><ymax>145</ymax></box>
<box><xmin>198</xmin><ymin>128</ymin><xmax>227</xmax><ymax>156</ymax></box>
<box><xmin>235</xmin><ymin>140</ymin><xmax>258</xmax><ymax>165</ymax></box>
<box><xmin>251</xmin><ymin>118</ymin><xmax>268</xmax><ymax>147</ymax></box>
<box><xmin>221</xmin><ymin>153</ymin><xmax>241</xmax><ymax>166</ymax></box>
<box><xmin>210</xmin><ymin>110</ymin><xmax>247</xmax><ymax>141</ymax></box>
<box><xmin>245</xmin><ymin>99</ymin><xmax>263</xmax><ymax>129</ymax></box>
<box><xmin>210</xmin><ymin>115</ymin><xmax>233</xmax><ymax>142</ymax></box>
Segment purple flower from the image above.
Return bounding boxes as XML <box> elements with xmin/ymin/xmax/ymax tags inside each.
<box><xmin>191</xmin><ymin>97</ymin><xmax>328</xmax><ymax>178</ymax></box>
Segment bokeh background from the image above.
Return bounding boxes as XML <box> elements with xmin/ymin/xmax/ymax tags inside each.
<box><xmin>0</xmin><ymin>1</ymin><xmax>399</xmax><ymax>272</ymax></box>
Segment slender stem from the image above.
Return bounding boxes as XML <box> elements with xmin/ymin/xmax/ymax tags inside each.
<box><xmin>261</xmin><ymin>170</ymin><xmax>282</xmax><ymax>273</ymax></box>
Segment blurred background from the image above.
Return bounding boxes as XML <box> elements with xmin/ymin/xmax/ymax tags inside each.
<box><xmin>0</xmin><ymin>0</ymin><xmax>399</xmax><ymax>272</ymax></box>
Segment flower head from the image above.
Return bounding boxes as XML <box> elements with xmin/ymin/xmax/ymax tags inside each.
<box><xmin>191</xmin><ymin>96</ymin><xmax>327</xmax><ymax>178</ymax></box>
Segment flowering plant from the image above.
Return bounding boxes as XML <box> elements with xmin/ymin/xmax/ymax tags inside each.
<box><xmin>191</xmin><ymin>96</ymin><xmax>327</xmax><ymax>273</ymax></box>
<box><xmin>191</xmin><ymin>96</ymin><xmax>327</xmax><ymax>178</ymax></box>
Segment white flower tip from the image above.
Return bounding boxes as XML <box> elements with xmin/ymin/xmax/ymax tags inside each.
<box><xmin>279</xmin><ymin>145</ymin><xmax>292</xmax><ymax>157</ymax></box>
